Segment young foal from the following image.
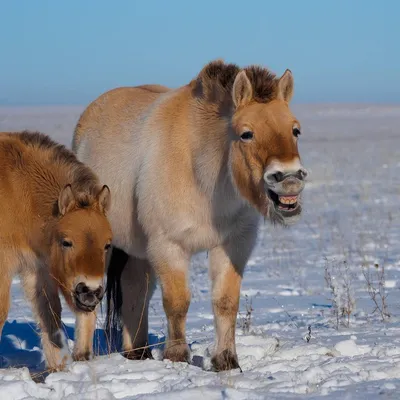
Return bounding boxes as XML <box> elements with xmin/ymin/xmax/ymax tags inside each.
<box><xmin>72</xmin><ymin>60</ymin><xmax>308</xmax><ymax>371</ymax></box>
<box><xmin>0</xmin><ymin>131</ymin><xmax>112</xmax><ymax>370</ymax></box>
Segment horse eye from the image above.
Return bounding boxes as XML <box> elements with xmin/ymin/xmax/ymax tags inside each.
<box><xmin>240</xmin><ymin>131</ymin><xmax>254</xmax><ymax>142</ymax></box>
<box><xmin>293</xmin><ymin>127</ymin><xmax>301</xmax><ymax>138</ymax></box>
<box><xmin>62</xmin><ymin>240</ymin><xmax>73</xmax><ymax>248</ymax></box>
<box><xmin>104</xmin><ymin>243</ymin><xmax>111</xmax><ymax>251</ymax></box>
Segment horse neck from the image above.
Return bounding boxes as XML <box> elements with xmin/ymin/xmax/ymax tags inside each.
<box><xmin>30</xmin><ymin>165</ymin><xmax>67</xmax><ymax>217</ymax></box>
<box><xmin>188</xmin><ymin>99</ymin><xmax>240</xmax><ymax>204</ymax></box>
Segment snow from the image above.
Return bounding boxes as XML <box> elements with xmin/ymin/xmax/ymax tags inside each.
<box><xmin>1</xmin><ymin>103</ymin><xmax>400</xmax><ymax>399</ymax></box>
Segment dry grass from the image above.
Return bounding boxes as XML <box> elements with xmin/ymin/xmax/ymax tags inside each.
<box><xmin>362</xmin><ymin>263</ymin><xmax>390</xmax><ymax>321</ymax></box>
<box><xmin>324</xmin><ymin>258</ymin><xmax>356</xmax><ymax>329</ymax></box>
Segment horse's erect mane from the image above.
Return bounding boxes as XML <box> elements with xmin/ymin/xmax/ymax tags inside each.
<box><xmin>15</xmin><ymin>130</ymin><xmax>99</xmax><ymax>206</ymax></box>
<box><xmin>194</xmin><ymin>59</ymin><xmax>279</xmax><ymax>103</ymax></box>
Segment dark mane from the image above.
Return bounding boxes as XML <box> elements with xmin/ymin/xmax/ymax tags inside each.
<box><xmin>193</xmin><ymin>59</ymin><xmax>279</xmax><ymax>103</ymax></box>
<box><xmin>16</xmin><ymin>130</ymin><xmax>99</xmax><ymax>202</ymax></box>
<box><xmin>17</xmin><ymin>130</ymin><xmax>78</xmax><ymax>164</ymax></box>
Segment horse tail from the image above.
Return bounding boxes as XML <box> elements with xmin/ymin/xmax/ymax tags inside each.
<box><xmin>105</xmin><ymin>246</ymin><xmax>129</xmax><ymax>352</ymax></box>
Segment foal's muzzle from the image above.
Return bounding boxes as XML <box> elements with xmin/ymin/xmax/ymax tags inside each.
<box><xmin>74</xmin><ymin>282</ymin><xmax>104</xmax><ymax>312</ymax></box>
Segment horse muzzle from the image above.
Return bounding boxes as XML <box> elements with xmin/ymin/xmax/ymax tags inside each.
<box><xmin>73</xmin><ymin>282</ymin><xmax>104</xmax><ymax>312</ymax></box>
<box><xmin>264</xmin><ymin>173</ymin><xmax>307</xmax><ymax>224</ymax></box>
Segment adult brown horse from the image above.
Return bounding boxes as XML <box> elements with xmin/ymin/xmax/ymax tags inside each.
<box><xmin>0</xmin><ymin>131</ymin><xmax>112</xmax><ymax>370</ymax></box>
<box><xmin>72</xmin><ymin>59</ymin><xmax>308</xmax><ymax>371</ymax></box>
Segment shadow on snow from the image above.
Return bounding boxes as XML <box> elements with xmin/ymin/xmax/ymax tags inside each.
<box><xmin>0</xmin><ymin>320</ymin><xmax>164</xmax><ymax>372</ymax></box>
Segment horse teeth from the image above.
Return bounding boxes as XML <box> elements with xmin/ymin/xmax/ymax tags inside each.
<box><xmin>279</xmin><ymin>196</ymin><xmax>298</xmax><ymax>204</ymax></box>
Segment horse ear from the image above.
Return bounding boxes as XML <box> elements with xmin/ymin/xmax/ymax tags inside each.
<box><xmin>58</xmin><ymin>184</ymin><xmax>75</xmax><ymax>216</ymax></box>
<box><xmin>97</xmin><ymin>185</ymin><xmax>111</xmax><ymax>214</ymax></box>
<box><xmin>232</xmin><ymin>70</ymin><xmax>253</xmax><ymax>107</ymax></box>
<box><xmin>277</xmin><ymin>69</ymin><xmax>294</xmax><ymax>103</ymax></box>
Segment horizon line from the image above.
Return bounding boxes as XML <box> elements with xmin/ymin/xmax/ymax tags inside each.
<box><xmin>1</xmin><ymin>101</ymin><xmax>400</xmax><ymax>108</ymax></box>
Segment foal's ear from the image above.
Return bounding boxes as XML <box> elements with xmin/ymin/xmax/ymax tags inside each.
<box><xmin>277</xmin><ymin>69</ymin><xmax>294</xmax><ymax>103</ymax></box>
<box><xmin>58</xmin><ymin>184</ymin><xmax>75</xmax><ymax>216</ymax></box>
<box><xmin>97</xmin><ymin>185</ymin><xmax>111</xmax><ymax>214</ymax></box>
<box><xmin>232</xmin><ymin>70</ymin><xmax>253</xmax><ymax>107</ymax></box>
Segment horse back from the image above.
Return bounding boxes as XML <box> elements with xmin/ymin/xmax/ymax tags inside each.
<box><xmin>0</xmin><ymin>133</ymin><xmax>36</xmax><ymax>246</ymax></box>
<box><xmin>73</xmin><ymin>85</ymin><xmax>170</xmax><ymax>152</ymax></box>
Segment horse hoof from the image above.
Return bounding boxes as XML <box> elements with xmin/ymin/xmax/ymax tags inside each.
<box><xmin>211</xmin><ymin>349</ymin><xmax>241</xmax><ymax>372</ymax></box>
<box><xmin>124</xmin><ymin>347</ymin><xmax>154</xmax><ymax>360</ymax></box>
<box><xmin>72</xmin><ymin>351</ymin><xmax>91</xmax><ymax>362</ymax></box>
<box><xmin>163</xmin><ymin>344</ymin><xmax>190</xmax><ymax>363</ymax></box>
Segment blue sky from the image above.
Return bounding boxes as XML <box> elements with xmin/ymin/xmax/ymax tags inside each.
<box><xmin>0</xmin><ymin>0</ymin><xmax>398</xmax><ymax>105</ymax></box>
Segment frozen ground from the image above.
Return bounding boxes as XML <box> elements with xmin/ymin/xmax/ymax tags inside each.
<box><xmin>0</xmin><ymin>103</ymin><xmax>400</xmax><ymax>399</ymax></box>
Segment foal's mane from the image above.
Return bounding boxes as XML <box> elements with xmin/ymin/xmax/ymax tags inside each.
<box><xmin>16</xmin><ymin>130</ymin><xmax>99</xmax><ymax>208</ymax></box>
<box><xmin>192</xmin><ymin>59</ymin><xmax>279</xmax><ymax>103</ymax></box>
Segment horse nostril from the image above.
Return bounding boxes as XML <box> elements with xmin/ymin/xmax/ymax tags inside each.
<box><xmin>272</xmin><ymin>171</ymin><xmax>284</xmax><ymax>183</ymax></box>
<box><xmin>297</xmin><ymin>168</ymin><xmax>308</xmax><ymax>180</ymax></box>
<box><xmin>94</xmin><ymin>286</ymin><xmax>104</xmax><ymax>300</ymax></box>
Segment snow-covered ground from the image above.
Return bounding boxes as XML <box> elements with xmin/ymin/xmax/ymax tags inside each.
<box><xmin>0</xmin><ymin>103</ymin><xmax>399</xmax><ymax>399</ymax></box>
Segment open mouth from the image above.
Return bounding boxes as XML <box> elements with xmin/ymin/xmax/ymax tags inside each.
<box><xmin>74</xmin><ymin>296</ymin><xmax>96</xmax><ymax>312</ymax></box>
<box><xmin>268</xmin><ymin>190</ymin><xmax>299</xmax><ymax>212</ymax></box>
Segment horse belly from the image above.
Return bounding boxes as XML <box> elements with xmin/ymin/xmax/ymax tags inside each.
<box><xmin>109</xmin><ymin>206</ymin><xmax>148</xmax><ymax>259</ymax></box>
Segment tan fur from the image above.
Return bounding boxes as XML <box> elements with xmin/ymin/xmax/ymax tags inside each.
<box><xmin>159</xmin><ymin>269</ymin><xmax>191</xmax><ymax>362</ymax></box>
<box><xmin>211</xmin><ymin>263</ymin><xmax>242</xmax><ymax>370</ymax></box>
<box><xmin>72</xmin><ymin>59</ymin><xmax>308</xmax><ymax>371</ymax></box>
<box><xmin>73</xmin><ymin>312</ymin><xmax>97</xmax><ymax>361</ymax></box>
<box><xmin>0</xmin><ymin>131</ymin><xmax>112</xmax><ymax>369</ymax></box>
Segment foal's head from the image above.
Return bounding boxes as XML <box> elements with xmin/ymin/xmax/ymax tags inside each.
<box><xmin>227</xmin><ymin>65</ymin><xmax>308</xmax><ymax>225</ymax></box>
<box><xmin>50</xmin><ymin>184</ymin><xmax>112</xmax><ymax>312</ymax></box>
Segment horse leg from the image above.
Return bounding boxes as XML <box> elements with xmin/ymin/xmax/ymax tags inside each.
<box><xmin>0</xmin><ymin>275</ymin><xmax>12</xmax><ymax>339</ymax></box>
<box><xmin>72</xmin><ymin>311</ymin><xmax>96</xmax><ymax>361</ymax></box>
<box><xmin>149</xmin><ymin>242</ymin><xmax>191</xmax><ymax>363</ymax></box>
<box><xmin>0</xmin><ymin>251</ymin><xmax>18</xmax><ymax>338</ymax></box>
<box><xmin>21</xmin><ymin>268</ymin><xmax>68</xmax><ymax>370</ymax></box>
<box><xmin>209</xmin><ymin>229</ymin><xmax>257</xmax><ymax>371</ymax></box>
<box><xmin>120</xmin><ymin>256</ymin><xmax>156</xmax><ymax>359</ymax></box>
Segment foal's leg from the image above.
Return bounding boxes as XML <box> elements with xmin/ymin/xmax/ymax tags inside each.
<box><xmin>73</xmin><ymin>311</ymin><xmax>96</xmax><ymax>361</ymax></box>
<box><xmin>148</xmin><ymin>242</ymin><xmax>191</xmax><ymax>363</ymax></box>
<box><xmin>0</xmin><ymin>251</ymin><xmax>17</xmax><ymax>337</ymax></box>
<box><xmin>21</xmin><ymin>268</ymin><xmax>68</xmax><ymax>370</ymax></box>
<box><xmin>0</xmin><ymin>276</ymin><xmax>12</xmax><ymax>339</ymax></box>
<box><xmin>0</xmin><ymin>277</ymin><xmax>11</xmax><ymax>338</ymax></box>
<box><xmin>121</xmin><ymin>256</ymin><xmax>156</xmax><ymax>359</ymax></box>
<box><xmin>209</xmin><ymin>228</ymin><xmax>257</xmax><ymax>371</ymax></box>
